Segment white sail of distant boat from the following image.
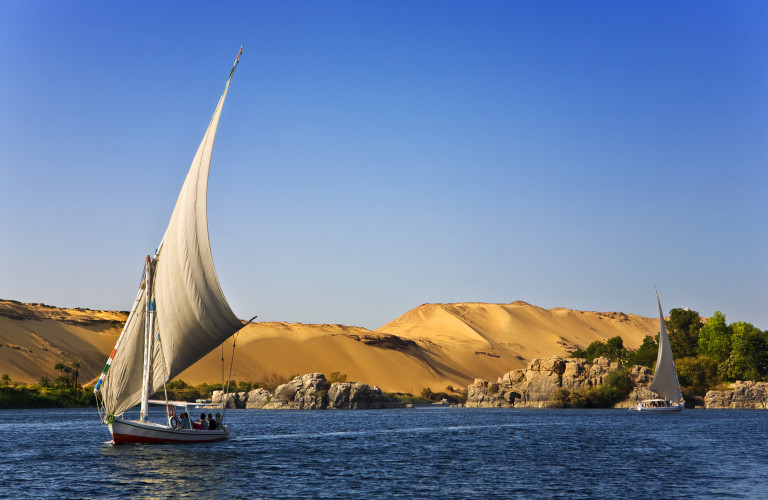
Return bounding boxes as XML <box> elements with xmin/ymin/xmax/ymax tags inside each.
<box><xmin>94</xmin><ymin>47</ymin><xmax>253</xmax><ymax>443</ymax></box>
<box><xmin>630</xmin><ymin>289</ymin><xmax>684</xmax><ymax>411</ymax></box>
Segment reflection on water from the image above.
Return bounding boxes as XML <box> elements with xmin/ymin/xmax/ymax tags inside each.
<box><xmin>1</xmin><ymin>408</ymin><xmax>767</xmax><ymax>498</ymax></box>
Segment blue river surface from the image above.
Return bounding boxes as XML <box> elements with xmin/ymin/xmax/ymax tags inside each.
<box><xmin>0</xmin><ymin>407</ymin><xmax>766</xmax><ymax>499</ymax></box>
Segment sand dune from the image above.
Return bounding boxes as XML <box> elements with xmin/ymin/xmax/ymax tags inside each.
<box><xmin>0</xmin><ymin>300</ymin><xmax>660</xmax><ymax>394</ymax></box>
<box><xmin>0</xmin><ymin>301</ymin><xmax>126</xmax><ymax>384</ymax></box>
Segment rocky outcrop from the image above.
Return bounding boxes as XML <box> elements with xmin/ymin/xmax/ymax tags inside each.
<box><xmin>327</xmin><ymin>382</ymin><xmax>402</xmax><ymax>409</ymax></box>
<box><xmin>245</xmin><ymin>388</ymin><xmax>272</xmax><ymax>409</ymax></box>
<box><xmin>336</xmin><ymin>333</ymin><xmax>419</xmax><ymax>351</ymax></box>
<box><xmin>704</xmin><ymin>382</ymin><xmax>768</xmax><ymax>409</ymax></box>
<box><xmin>615</xmin><ymin>365</ymin><xmax>655</xmax><ymax>408</ymax></box>
<box><xmin>466</xmin><ymin>356</ymin><xmax>629</xmax><ymax>408</ymax></box>
<box><xmin>0</xmin><ymin>299</ymin><xmax>125</xmax><ymax>325</ymax></box>
<box><xmin>262</xmin><ymin>373</ymin><xmax>329</xmax><ymax>410</ymax></box>
<box><xmin>212</xmin><ymin>373</ymin><xmax>403</xmax><ymax>410</ymax></box>
<box><xmin>212</xmin><ymin>390</ymin><xmax>249</xmax><ymax>409</ymax></box>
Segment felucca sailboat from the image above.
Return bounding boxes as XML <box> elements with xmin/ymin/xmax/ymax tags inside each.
<box><xmin>94</xmin><ymin>48</ymin><xmax>252</xmax><ymax>443</ymax></box>
<box><xmin>630</xmin><ymin>289</ymin><xmax>684</xmax><ymax>411</ymax></box>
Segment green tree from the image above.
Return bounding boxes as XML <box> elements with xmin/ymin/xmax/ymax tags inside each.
<box><xmin>167</xmin><ymin>379</ymin><xmax>188</xmax><ymax>390</ymax></box>
<box><xmin>626</xmin><ymin>335</ymin><xmax>658</xmax><ymax>368</ymax></box>
<box><xmin>420</xmin><ymin>387</ymin><xmax>433</xmax><ymax>400</ymax></box>
<box><xmin>666</xmin><ymin>308</ymin><xmax>703</xmax><ymax>358</ymax></box>
<box><xmin>604</xmin><ymin>336</ymin><xmax>625</xmax><ymax>362</ymax></box>
<box><xmin>572</xmin><ymin>336</ymin><xmax>626</xmax><ymax>363</ymax></box>
<box><xmin>722</xmin><ymin>322</ymin><xmax>768</xmax><ymax>381</ymax></box>
<box><xmin>62</xmin><ymin>365</ymin><xmax>73</xmax><ymax>388</ymax></box>
<box><xmin>603</xmin><ymin>368</ymin><xmax>633</xmax><ymax>397</ymax></box>
<box><xmin>676</xmin><ymin>356</ymin><xmax>718</xmax><ymax>392</ymax></box>
<box><xmin>698</xmin><ymin>311</ymin><xmax>730</xmax><ymax>363</ymax></box>
<box><xmin>1</xmin><ymin>374</ymin><xmax>10</xmax><ymax>387</ymax></box>
<box><xmin>71</xmin><ymin>362</ymin><xmax>80</xmax><ymax>388</ymax></box>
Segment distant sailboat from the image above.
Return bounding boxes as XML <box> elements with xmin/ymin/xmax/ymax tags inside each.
<box><xmin>94</xmin><ymin>48</ymin><xmax>251</xmax><ymax>443</ymax></box>
<box><xmin>630</xmin><ymin>289</ymin><xmax>684</xmax><ymax>411</ymax></box>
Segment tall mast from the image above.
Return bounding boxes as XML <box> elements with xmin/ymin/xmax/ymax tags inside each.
<box><xmin>140</xmin><ymin>255</ymin><xmax>155</xmax><ymax>420</ymax></box>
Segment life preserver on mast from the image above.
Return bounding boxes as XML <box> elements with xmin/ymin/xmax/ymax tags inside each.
<box><xmin>169</xmin><ymin>416</ymin><xmax>180</xmax><ymax>428</ymax></box>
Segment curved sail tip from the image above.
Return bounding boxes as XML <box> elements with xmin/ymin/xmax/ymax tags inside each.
<box><xmin>229</xmin><ymin>47</ymin><xmax>243</xmax><ymax>79</ymax></box>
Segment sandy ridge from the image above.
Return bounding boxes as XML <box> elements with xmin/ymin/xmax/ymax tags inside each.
<box><xmin>0</xmin><ymin>299</ymin><xmax>659</xmax><ymax>394</ymax></box>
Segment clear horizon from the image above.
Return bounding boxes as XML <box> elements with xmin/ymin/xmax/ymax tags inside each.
<box><xmin>1</xmin><ymin>1</ymin><xmax>766</xmax><ymax>330</ymax></box>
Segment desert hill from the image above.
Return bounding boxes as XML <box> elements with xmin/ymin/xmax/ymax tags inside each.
<box><xmin>0</xmin><ymin>299</ymin><xmax>660</xmax><ymax>394</ymax></box>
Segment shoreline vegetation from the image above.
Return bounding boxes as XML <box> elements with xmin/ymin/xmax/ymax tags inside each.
<box><xmin>0</xmin><ymin>370</ymin><xmax>465</xmax><ymax>409</ymax></box>
<box><xmin>1</xmin><ymin>384</ymin><xmax>96</xmax><ymax>409</ymax></box>
<box><xmin>1</xmin><ymin>361</ymin><xmax>98</xmax><ymax>408</ymax></box>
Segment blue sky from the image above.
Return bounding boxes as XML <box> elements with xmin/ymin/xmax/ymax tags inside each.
<box><xmin>1</xmin><ymin>1</ymin><xmax>766</xmax><ymax>330</ymax></box>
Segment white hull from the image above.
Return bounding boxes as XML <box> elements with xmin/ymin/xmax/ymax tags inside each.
<box><xmin>629</xmin><ymin>402</ymin><xmax>684</xmax><ymax>412</ymax></box>
<box><xmin>109</xmin><ymin>419</ymin><xmax>229</xmax><ymax>444</ymax></box>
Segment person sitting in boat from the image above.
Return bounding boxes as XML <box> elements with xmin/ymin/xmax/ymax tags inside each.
<box><xmin>208</xmin><ymin>413</ymin><xmax>217</xmax><ymax>430</ymax></box>
<box><xmin>215</xmin><ymin>412</ymin><xmax>223</xmax><ymax>430</ymax></box>
<box><xmin>180</xmin><ymin>412</ymin><xmax>191</xmax><ymax>429</ymax></box>
<box><xmin>199</xmin><ymin>412</ymin><xmax>209</xmax><ymax>430</ymax></box>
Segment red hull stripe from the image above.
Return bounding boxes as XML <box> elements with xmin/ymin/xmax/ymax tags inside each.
<box><xmin>112</xmin><ymin>433</ymin><xmax>228</xmax><ymax>444</ymax></box>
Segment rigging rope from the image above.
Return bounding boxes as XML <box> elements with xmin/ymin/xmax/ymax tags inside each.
<box><xmin>221</xmin><ymin>344</ymin><xmax>225</xmax><ymax>396</ymax></box>
<box><xmin>155</xmin><ymin>325</ymin><xmax>173</xmax><ymax>425</ymax></box>
<box><xmin>222</xmin><ymin>330</ymin><xmax>239</xmax><ymax>421</ymax></box>
<box><xmin>221</xmin><ymin>315</ymin><xmax>257</xmax><ymax>421</ymax></box>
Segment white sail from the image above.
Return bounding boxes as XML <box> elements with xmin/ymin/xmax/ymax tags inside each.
<box><xmin>98</xmin><ymin>51</ymin><xmax>244</xmax><ymax>417</ymax></box>
<box><xmin>648</xmin><ymin>290</ymin><xmax>683</xmax><ymax>403</ymax></box>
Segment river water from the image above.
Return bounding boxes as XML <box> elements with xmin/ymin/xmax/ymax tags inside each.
<box><xmin>0</xmin><ymin>407</ymin><xmax>766</xmax><ymax>498</ymax></box>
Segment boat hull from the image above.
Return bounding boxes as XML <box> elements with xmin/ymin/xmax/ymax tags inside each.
<box><xmin>109</xmin><ymin>419</ymin><xmax>230</xmax><ymax>444</ymax></box>
<box><xmin>629</xmin><ymin>402</ymin><xmax>684</xmax><ymax>412</ymax></box>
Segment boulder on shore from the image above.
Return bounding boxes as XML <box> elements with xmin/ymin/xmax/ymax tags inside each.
<box><xmin>213</xmin><ymin>373</ymin><xmax>404</xmax><ymax>410</ymax></box>
<box><xmin>262</xmin><ymin>373</ymin><xmax>328</xmax><ymax>410</ymax></box>
<box><xmin>466</xmin><ymin>356</ymin><xmax>645</xmax><ymax>408</ymax></box>
<box><xmin>327</xmin><ymin>382</ymin><xmax>403</xmax><ymax>409</ymax></box>
<box><xmin>616</xmin><ymin>365</ymin><xmax>655</xmax><ymax>408</ymax></box>
<box><xmin>212</xmin><ymin>390</ymin><xmax>248</xmax><ymax>409</ymax></box>
<box><xmin>704</xmin><ymin>381</ymin><xmax>768</xmax><ymax>409</ymax></box>
<box><xmin>245</xmin><ymin>388</ymin><xmax>271</xmax><ymax>409</ymax></box>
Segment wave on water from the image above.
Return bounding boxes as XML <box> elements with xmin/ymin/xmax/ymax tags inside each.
<box><xmin>235</xmin><ymin>422</ymin><xmax>522</xmax><ymax>441</ymax></box>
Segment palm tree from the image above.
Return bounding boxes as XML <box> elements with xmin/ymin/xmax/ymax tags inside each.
<box><xmin>71</xmin><ymin>362</ymin><xmax>80</xmax><ymax>388</ymax></box>
<box><xmin>54</xmin><ymin>362</ymin><xmax>66</xmax><ymax>386</ymax></box>
<box><xmin>63</xmin><ymin>366</ymin><xmax>73</xmax><ymax>388</ymax></box>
